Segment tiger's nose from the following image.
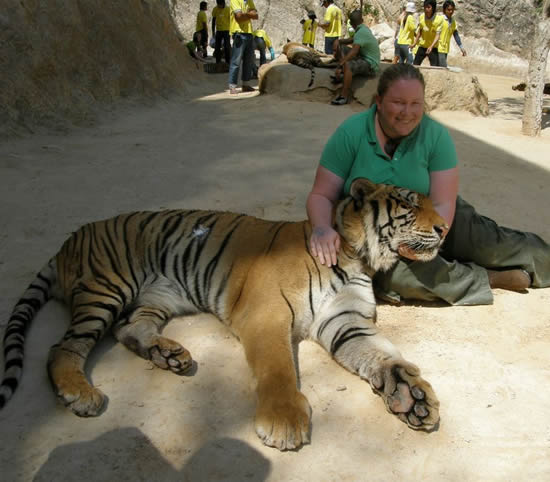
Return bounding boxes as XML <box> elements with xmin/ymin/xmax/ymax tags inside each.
<box><xmin>434</xmin><ymin>224</ymin><xmax>447</xmax><ymax>238</ymax></box>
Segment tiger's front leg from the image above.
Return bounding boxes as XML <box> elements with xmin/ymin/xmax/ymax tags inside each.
<box><xmin>311</xmin><ymin>288</ymin><xmax>440</xmax><ymax>430</ymax></box>
<box><xmin>234</xmin><ymin>308</ymin><xmax>311</xmax><ymax>451</ymax></box>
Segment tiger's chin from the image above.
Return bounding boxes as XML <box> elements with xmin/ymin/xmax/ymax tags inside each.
<box><xmin>398</xmin><ymin>244</ymin><xmax>440</xmax><ymax>262</ymax></box>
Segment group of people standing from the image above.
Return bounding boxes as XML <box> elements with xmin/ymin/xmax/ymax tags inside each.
<box><xmin>395</xmin><ymin>0</ymin><xmax>467</xmax><ymax>68</ymax></box>
<box><xmin>189</xmin><ymin>0</ymin><xmax>274</xmax><ymax>94</ymax></box>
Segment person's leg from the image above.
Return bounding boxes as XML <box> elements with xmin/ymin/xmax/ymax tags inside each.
<box><xmin>373</xmin><ymin>196</ymin><xmax>550</xmax><ymax>305</ymax></box>
<box><xmin>241</xmin><ymin>34</ymin><xmax>255</xmax><ymax>89</ymax></box>
<box><xmin>201</xmin><ymin>28</ymin><xmax>208</xmax><ymax>56</ymax></box>
<box><xmin>413</xmin><ymin>46</ymin><xmax>427</xmax><ymax>65</ymax></box>
<box><xmin>398</xmin><ymin>44</ymin><xmax>408</xmax><ymax>64</ymax></box>
<box><xmin>438</xmin><ymin>52</ymin><xmax>448</xmax><ymax>68</ymax></box>
<box><xmin>324</xmin><ymin>36</ymin><xmax>334</xmax><ymax>55</ymax></box>
<box><xmin>442</xmin><ymin>197</ymin><xmax>550</xmax><ymax>288</ymax></box>
<box><xmin>223</xmin><ymin>31</ymin><xmax>231</xmax><ymax>64</ymax></box>
<box><xmin>428</xmin><ymin>47</ymin><xmax>439</xmax><ymax>66</ymax></box>
<box><xmin>228</xmin><ymin>33</ymin><xmax>244</xmax><ymax>91</ymax></box>
<box><xmin>406</xmin><ymin>46</ymin><xmax>414</xmax><ymax>64</ymax></box>
<box><xmin>340</xmin><ymin>62</ymin><xmax>352</xmax><ymax>99</ymax></box>
<box><xmin>215</xmin><ymin>31</ymin><xmax>222</xmax><ymax>63</ymax></box>
<box><xmin>256</xmin><ymin>37</ymin><xmax>266</xmax><ymax>65</ymax></box>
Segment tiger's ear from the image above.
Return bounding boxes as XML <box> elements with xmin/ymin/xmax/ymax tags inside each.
<box><xmin>286</xmin><ymin>38</ymin><xmax>291</xmax><ymax>43</ymax></box>
<box><xmin>350</xmin><ymin>178</ymin><xmax>379</xmax><ymax>209</ymax></box>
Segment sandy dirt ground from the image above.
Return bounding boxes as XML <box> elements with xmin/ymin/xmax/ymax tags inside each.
<box><xmin>1</xmin><ymin>65</ymin><xmax>550</xmax><ymax>481</ymax></box>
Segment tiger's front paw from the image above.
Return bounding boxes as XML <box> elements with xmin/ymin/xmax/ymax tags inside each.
<box><xmin>369</xmin><ymin>358</ymin><xmax>439</xmax><ymax>430</ymax></box>
<box><xmin>55</xmin><ymin>377</ymin><xmax>106</xmax><ymax>417</ymax></box>
<box><xmin>255</xmin><ymin>391</ymin><xmax>311</xmax><ymax>451</ymax></box>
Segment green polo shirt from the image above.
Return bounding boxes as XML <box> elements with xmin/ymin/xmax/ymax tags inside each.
<box><xmin>353</xmin><ymin>24</ymin><xmax>380</xmax><ymax>70</ymax></box>
<box><xmin>320</xmin><ymin>105</ymin><xmax>457</xmax><ymax>195</ymax></box>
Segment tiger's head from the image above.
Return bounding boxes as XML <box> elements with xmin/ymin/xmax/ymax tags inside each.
<box><xmin>336</xmin><ymin>178</ymin><xmax>448</xmax><ymax>272</ymax></box>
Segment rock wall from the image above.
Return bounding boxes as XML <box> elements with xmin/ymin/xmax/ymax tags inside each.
<box><xmin>0</xmin><ymin>0</ymin><xmax>539</xmax><ymax>138</ymax></box>
<box><xmin>0</xmin><ymin>0</ymin><xmax>194</xmax><ymax>138</ymax></box>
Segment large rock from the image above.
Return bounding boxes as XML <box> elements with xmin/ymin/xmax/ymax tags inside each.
<box><xmin>0</xmin><ymin>0</ymin><xmax>198</xmax><ymax>138</ymax></box>
<box><xmin>259</xmin><ymin>59</ymin><xmax>489</xmax><ymax>116</ymax></box>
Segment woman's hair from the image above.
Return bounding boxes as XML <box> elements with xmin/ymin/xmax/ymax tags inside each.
<box><xmin>376</xmin><ymin>64</ymin><xmax>425</xmax><ymax>99</ymax></box>
<box><xmin>442</xmin><ymin>0</ymin><xmax>455</xmax><ymax>10</ymax></box>
<box><xmin>423</xmin><ymin>0</ymin><xmax>437</xmax><ymax>14</ymax></box>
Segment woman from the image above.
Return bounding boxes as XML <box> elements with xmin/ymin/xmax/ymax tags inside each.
<box><xmin>411</xmin><ymin>0</ymin><xmax>442</xmax><ymax>67</ymax></box>
<box><xmin>307</xmin><ymin>63</ymin><xmax>550</xmax><ymax>305</ymax></box>
<box><xmin>395</xmin><ymin>2</ymin><xmax>417</xmax><ymax>64</ymax></box>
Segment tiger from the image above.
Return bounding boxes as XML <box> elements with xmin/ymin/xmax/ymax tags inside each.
<box><xmin>0</xmin><ymin>179</ymin><xmax>446</xmax><ymax>451</ymax></box>
<box><xmin>282</xmin><ymin>41</ymin><xmax>339</xmax><ymax>88</ymax></box>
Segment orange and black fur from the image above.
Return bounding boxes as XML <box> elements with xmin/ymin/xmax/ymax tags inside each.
<box><xmin>1</xmin><ymin>179</ymin><xmax>446</xmax><ymax>450</ymax></box>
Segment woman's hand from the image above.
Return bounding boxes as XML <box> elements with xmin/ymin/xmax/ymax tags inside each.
<box><xmin>309</xmin><ymin>225</ymin><xmax>340</xmax><ymax>267</ymax></box>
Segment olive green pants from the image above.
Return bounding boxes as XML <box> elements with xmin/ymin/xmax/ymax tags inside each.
<box><xmin>373</xmin><ymin>197</ymin><xmax>550</xmax><ymax>305</ymax></box>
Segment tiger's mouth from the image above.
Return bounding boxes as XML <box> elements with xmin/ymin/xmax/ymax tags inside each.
<box><xmin>398</xmin><ymin>242</ymin><xmax>441</xmax><ymax>261</ymax></box>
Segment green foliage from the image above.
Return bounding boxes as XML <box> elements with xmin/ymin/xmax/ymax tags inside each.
<box><xmin>362</xmin><ymin>2</ymin><xmax>380</xmax><ymax>20</ymax></box>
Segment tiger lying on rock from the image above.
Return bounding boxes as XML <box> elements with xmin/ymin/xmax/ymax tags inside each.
<box><xmin>282</xmin><ymin>41</ymin><xmax>339</xmax><ymax>88</ymax></box>
<box><xmin>0</xmin><ymin>179</ymin><xmax>446</xmax><ymax>451</ymax></box>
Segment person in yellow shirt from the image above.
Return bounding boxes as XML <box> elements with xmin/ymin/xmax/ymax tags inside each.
<box><xmin>212</xmin><ymin>0</ymin><xmax>231</xmax><ymax>64</ymax></box>
<box><xmin>195</xmin><ymin>1</ymin><xmax>209</xmax><ymax>57</ymax></box>
<box><xmin>437</xmin><ymin>0</ymin><xmax>467</xmax><ymax>68</ymax></box>
<box><xmin>254</xmin><ymin>29</ymin><xmax>275</xmax><ymax>65</ymax></box>
<box><xmin>319</xmin><ymin>0</ymin><xmax>342</xmax><ymax>55</ymax></box>
<box><xmin>395</xmin><ymin>2</ymin><xmax>417</xmax><ymax>64</ymax></box>
<box><xmin>228</xmin><ymin>0</ymin><xmax>259</xmax><ymax>94</ymax></box>
<box><xmin>301</xmin><ymin>11</ymin><xmax>318</xmax><ymax>48</ymax></box>
<box><xmin>411</xmin><ymin>0</ymin><xmax>442</xmax><ymax>66</ymax></box>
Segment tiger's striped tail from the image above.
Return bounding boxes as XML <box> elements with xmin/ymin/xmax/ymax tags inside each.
<box><xmin>0</xmin><ymin>258</ymin><xmax>57</xmax><ymax>409</ymax></box>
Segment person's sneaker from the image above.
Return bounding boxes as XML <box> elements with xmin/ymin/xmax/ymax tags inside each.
<box><xmin>487</xmin><ymin>269</ymin><xmax>531</xmax><ymax>292</ymax></box>
<box><xmin>229</xmin><ymin>87</ymin><xmax>238</xmax><ymax>95</ymax></box>
<box><xmin>331</xmin><ymin>95</ymin><xmax>349</xmax><ymax>105</ymax></box>
<box><xmin>242</xmin><ymin>85</ymin><xmax>255</xmax><ymax>92</ymax></box>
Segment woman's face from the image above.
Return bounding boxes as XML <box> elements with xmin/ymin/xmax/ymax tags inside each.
<box><xmin>424</xmin><ymin>4</ymin><xmax>434</xmax><ymax>17</ymax></box>
<box><xmin>376</xmin><ymin>78</ymin><xmax>424</xmax><ymax>138</ymax></box>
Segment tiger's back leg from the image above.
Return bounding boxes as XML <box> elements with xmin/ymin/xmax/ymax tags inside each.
<box><xmin>48</xmin><ymin>288</ymin><xmax>122</xmax><ymax>416</ymax></box>
<box><xmin>113</xmin><ymin>305</ymin><xmax>193</xmax><ymax>374</ymax></box>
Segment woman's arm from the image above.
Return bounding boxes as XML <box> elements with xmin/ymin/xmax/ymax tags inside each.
<box><xmin>429</xmin><ymin>167</ymin><xmax>459</xmax><ymax>235</ymax></box>
<box><xmin>306</xmin><ymin>166</ymin><xmax>345</xmax><ymax>267</ymax></box>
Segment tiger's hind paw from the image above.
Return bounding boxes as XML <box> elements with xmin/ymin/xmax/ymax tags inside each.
<box><xmin>369</xmin><ymin>359</ymin><xmax>440</xmax><ymax>431</ymax></box>
<box><xmin>149</xmin><ymin>336</ymin><xmax>193</xmax><ymax>374</ymax></box>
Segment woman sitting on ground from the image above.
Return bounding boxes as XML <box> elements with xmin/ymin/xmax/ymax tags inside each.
<box><xmin>306</xmin><ymin>63</ymin><xmax>550</xmax><ymax>305</ymax></box>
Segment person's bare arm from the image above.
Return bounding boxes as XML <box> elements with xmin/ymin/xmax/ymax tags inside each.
<box><xmin>410</xmin><ymin>29</ymin><xmax>421</xmax><ymax>49</ymax></box>
<box><xmin>306</xmin><ymin>166</ymin><xmax>345</xmax><ymax>267</ymax></box>
<box><xmin>234</xmin><ymin>9</ymin><xmax>258</xmax><ymax>22</ymax></box>
<box><xmin>339</xmin><ymin>43</ymin><xmax>360</xmax><ymax>64</ymax></box>
<box><xmin>429</xmin><ymin>167</ymin><xmax>459</xmax><ymax>234</ymax></box>
<box><xmin>427</xmin><ymin>31</ymin><xmax>440</xmax><ymax>54</ymax></box>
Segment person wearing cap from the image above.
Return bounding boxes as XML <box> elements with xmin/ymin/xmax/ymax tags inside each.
<box><xmin>228</xmin><ymin>0</ymin><xmax>259</xmax><ymax>94</ymax></box>
<box><xmin>319</xmin><ymin>0</ymin><xmax>342</xmax><ymax>55</ymax></box>
<box><xmin>395</xmin><ymin>2</ymin><xmax>417</xmax><ymax>64</ymax></box>
<box><xmin>330</xmin><ymin>10</ymin><xmax>380</xmax><ymax>105</ymax></box>
<box><xmin>411</xmin><ymin>0</ymin><xmax>442</xmax><ymax>66</ymax></box>
<box><xmin>437</xmin><ymin>0</ymin><xmax>466</xmax><ymax>68</ymax></box>
<box><xmin>302</xmin><ymin>11</ymin><xmax>318</xmax><ymax>48</ymax></box>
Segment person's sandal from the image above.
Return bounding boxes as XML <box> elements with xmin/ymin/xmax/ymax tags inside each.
<box><xmin>331</xmin><ymin>95</ymin><xmax>349</xmax><ymax>105</ymax></box>
<box><xmin>487</xmin><ymin>268</ymin><xmax>531</xmax><ymax>292</ymax></box>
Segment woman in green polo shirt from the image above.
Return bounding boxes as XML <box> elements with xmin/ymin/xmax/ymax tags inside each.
<box><xmin>306</xmin><ymin>63</ymin><xmax>550</xmax><ymax>305</ymax></box>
